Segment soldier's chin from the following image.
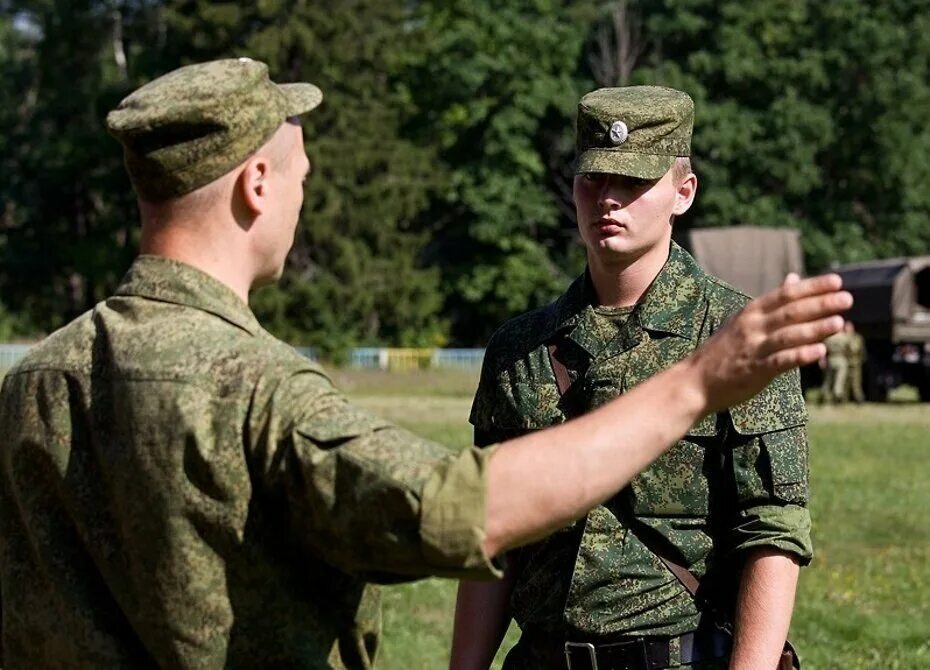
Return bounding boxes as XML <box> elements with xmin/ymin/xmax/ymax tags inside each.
<box><xmin>595</xmin><ymin>235</ymin><xmax>635</xmax><ymax>254</ymax></box>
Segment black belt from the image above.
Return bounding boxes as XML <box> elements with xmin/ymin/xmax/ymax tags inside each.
<box><xmin>559</xmin><ymin>629</ymin><xmax>731</xmax><ymax>670</ymax></box>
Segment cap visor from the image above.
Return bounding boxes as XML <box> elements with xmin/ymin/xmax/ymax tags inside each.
<box><xmin>279</xmin><ymin>82</ymin><xmax>323</xmax><ymax>117</ymax></box>
<box><xmin>575</xmin><ymin>149</ymin><xmax>675</xmax><ymax>179</ymax></box>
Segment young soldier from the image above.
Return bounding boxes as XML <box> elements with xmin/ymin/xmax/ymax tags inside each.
<box><xmin>0</xmin><ymin>65</ymin><xmax>846</xmax><ymax>669</ymax></box>
<box><xmin>453</xmin><ymin>87</ymin><xmax>813</xmax><ymax>670</ymax></box>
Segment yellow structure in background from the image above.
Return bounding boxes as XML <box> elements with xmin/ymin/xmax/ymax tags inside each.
<box><xmin>384</xmin><ymin>348</ymin><xmax>436</xmax><ymax>371</ymax></box>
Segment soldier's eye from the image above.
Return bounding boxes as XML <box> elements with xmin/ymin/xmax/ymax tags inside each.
<box><xmin>625</xmin><ymin>177</ymin><xmax>657</xmax><ymax>190</ymax></box>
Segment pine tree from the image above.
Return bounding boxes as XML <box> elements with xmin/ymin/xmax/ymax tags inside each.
<box><xmin>164</xmin><ymin>0</ymin><xmax>448</xmax><ymax>356</ymax></box>
<box><xmin>404</xmin><ymin>0</ymin><xmax>596</xmax><ymax>344</ymax></box>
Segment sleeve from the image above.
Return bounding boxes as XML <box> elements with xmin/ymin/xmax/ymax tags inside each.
<box><xmin>469</xmin><ymin>343</ymin><xmax>526</xmax><ymax>448</ymax></box>
<box><xmin>469</xmin><ymin>333</ymin><xmax>550</xmax><ymax>448</ymax></box>
<box><xmin>722</xmin><ymin>368</ymin><xmax>814</xmax><ymax>564</ymax></box>
<box><xmin>249</xmin><ymin>369</ymin><xmax>502</xmax><ymax>581</ymax></box>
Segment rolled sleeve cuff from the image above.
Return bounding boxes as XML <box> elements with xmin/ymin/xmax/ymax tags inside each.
<box><xmin>420</xmin><ymin>446</ymin><xmax>504</xmax><ymax>580</ymax></box>
<box><xmin>731</xmin><ymin>503</ymin><xmax>813</xmax><ymax>565</ymax></box>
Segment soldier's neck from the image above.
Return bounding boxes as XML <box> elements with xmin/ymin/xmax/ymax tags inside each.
<box><xmin>587</xmin><ymin>241</ymin><xmax>670</xmax><ymax>308</ymax></box>
<box><xmin>140</xmin><ymin>222</ymin><xmax>253</xmax><ymax>304</ymax></box>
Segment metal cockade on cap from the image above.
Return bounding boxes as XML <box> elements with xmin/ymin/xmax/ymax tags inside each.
<box><xmin>609</xmin><ymin>120</ymin><xmax>628</xmax><ymax>145</ymax></box>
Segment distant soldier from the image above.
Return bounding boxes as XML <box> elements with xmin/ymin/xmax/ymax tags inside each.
<box><xmin>820</xmin><ymin>330</ymin><xmax>849</xmax><ymax>404</ymax></box>
<box><xmin>844</xmin><ymin>321</ymin><xmax>866</xmax><ymax>403</ymax></box>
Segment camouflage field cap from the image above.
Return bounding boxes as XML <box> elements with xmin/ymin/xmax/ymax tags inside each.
<box><xmin>107</xmin><ymin>58</ymin><xmax>322</xmax><ymax>200</ymax></box>
<box><xmin>575</xmin><ymin>86</ymin><xmax>693</xmax><ymax>179</ymax></box>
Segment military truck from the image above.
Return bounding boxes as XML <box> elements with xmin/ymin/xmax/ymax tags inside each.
<box><xmin>829</xmin><ymin>257</ymin><xmax>930</xmax><ymax>401</ymax></box>
<box><xmin>678</xmin><ymin>225</ymin><xmax>930</xmax><ymax>401</ymax></box>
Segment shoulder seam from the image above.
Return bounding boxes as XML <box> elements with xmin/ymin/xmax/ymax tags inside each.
<box><xmin>702</xmin><ymin>272</ymin><xmax>752</xmax><ymax>301</ymax></box>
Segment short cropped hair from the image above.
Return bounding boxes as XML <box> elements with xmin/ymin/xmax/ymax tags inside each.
<box><xmin>672</xmin><ymin>156</ymin><xmax>692</xmax><ymax>183</ymax></box>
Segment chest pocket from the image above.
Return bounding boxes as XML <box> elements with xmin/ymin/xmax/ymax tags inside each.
<box><xmin>588</xmin><ymin>336</ymin><xmax>719</xmax><ymax>518</ymax></box>
<box><xmin>628</xmin><ymin>427</ymin><xmax>717</xmax><ymax>517</ymax></box>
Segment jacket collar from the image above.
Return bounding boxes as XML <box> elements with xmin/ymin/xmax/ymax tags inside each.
<box><xmin>114</xmin><ymin>255</ymin><xmax>261</xmax><ymax>336</ymax></box>
<box><xmin>545</xmin><ymin>241</ymin><xmax>707</xmax><ymax>357</ymax></box>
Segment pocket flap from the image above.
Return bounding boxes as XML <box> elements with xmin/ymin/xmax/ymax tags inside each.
<box><xmin>295</xmin><ymin>400</ymin><xmax>388</xmax><ymax>447</ymax></box>
<box><xmin>761</xmin><ymin>426</ymin><xmax>809</xmax><ymax>504</ymax></box>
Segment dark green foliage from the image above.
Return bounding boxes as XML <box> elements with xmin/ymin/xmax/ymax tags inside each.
<box><xmin>1</xmin><ymin>0</ymin><xmax>929</xmax><ymax>345</ymax></box>
<box><xmin>402</xmin><ymin>0</ymin><xmax>592</xmax><ymax>343</ymax></box>
<box><xmin>633</xmin><ymin>0</ymin><xmax>930</xmax><ymax>269</ymax></box>
<box><xmin>0</xmin><ymin>3</ymin><xmax>148</xmax><ymax>329</ymax></box>
<box><xmin>159</xmin><ymin>1</ymin><xmax>450</xmax><ymax>355</ymax></box>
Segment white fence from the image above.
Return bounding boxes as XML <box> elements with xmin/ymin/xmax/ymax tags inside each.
<box><xmin>1</xmin><ymin>344</ymin><xmax>485</xmax><ymax>371</ymax></box>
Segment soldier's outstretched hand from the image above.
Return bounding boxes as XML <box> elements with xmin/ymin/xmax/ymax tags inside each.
<box><xmin>690</xmin><ymin>273</ymin><xmax>852</xmax><ymax>412</ymax></box>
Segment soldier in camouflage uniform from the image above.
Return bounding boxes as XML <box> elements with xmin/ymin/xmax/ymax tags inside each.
<box><xmin>453</xmin><ymin>88</ymin><xmax>812</xmax><ymax>670</ymax></box>
<box><xmin>0</xmin><ymin>62</ymin><xmax>849</xmax><ymax>669</ymax></box>
<box><xmin>820</xmin><ymin>330</ymin><xmax>849</xmax><ymax>404</ymax></box>
<box><xmin>843</xmin><ymin>321</ymin><xmax>866</xmax><ymax>403</ymax></box>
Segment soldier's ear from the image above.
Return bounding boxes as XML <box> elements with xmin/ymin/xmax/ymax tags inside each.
<box><xmin>238</xmin><ymin>155</ymin><xmax>272</xmax><ymax>217</ymax></box>
<box><xmin>672</xmin><ymin>172</ymin><xmax>697</xmax><ymax>216</ymax></box>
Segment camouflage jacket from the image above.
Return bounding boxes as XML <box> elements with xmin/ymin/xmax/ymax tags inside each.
<box><xmin>470</xmin><ymin>242</ymin><xmax>812</xmax><ymax>640</ymax></box>
<box><xmin>0</xmin><ymin>256</ymin><xmax>497</xmax><ymax>670</ymax></box>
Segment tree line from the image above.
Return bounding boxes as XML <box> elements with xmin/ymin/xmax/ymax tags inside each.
<box><xmin>1</xmin><ymin>0</ymin><xmax>928</xmax><ymax>354</ymax></box>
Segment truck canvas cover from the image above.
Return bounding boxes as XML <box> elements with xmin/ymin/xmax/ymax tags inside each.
<box><xmin>681</xmin><ymin>226</ymin><xmax>805</xmax><ymax>297</ymax></box>
<box><xmin>831</xmin><ymin>256</ymin><xmax>930</xmax><ymax>342</ymax></box>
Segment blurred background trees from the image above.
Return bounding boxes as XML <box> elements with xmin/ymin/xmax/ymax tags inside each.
<box><xmin>1</xmin><ymin>0</ymin><xmax>928</xmax><ymax>351</ymax></box>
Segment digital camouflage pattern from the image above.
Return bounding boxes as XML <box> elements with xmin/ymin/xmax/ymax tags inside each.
<box><xmin>471</xmin><ymin>242</ymin><xmax>812</xmax><ymax>669</ymax></box>
<box><xmin>0</xmin><ymin>256</ymin><xmax>497</xmax><ymax>669</ymax></box>
<box><xmin>107</xmin><ymin>58</ymin><xmax>322</xmax><ymax>201</ymax></box>
<box><xmin>575</xmin><ymin>86</ymin><xmax>693</xmax><ymax>179</ymax></box>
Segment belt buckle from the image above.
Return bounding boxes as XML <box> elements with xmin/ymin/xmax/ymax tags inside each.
<box><xmin>564</xmin><ymin>641</ymin><xmax>598</xmax><ymax>670</ymax></box>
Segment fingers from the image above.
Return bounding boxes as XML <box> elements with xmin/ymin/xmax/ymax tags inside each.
<box><xmin>782</xmin><ymin>272</ymin><xmax>801</xmax><ymax>286</ymax></box>
<box><xmin>753</xmin><ymin>273</ymin><xmax>844</xmax><ymax>312</ymax></box>
<box><xmin>766</xmin><ymin>343</ymin><xmax>828</xmax><ymax>373</ymax></box>
<box><xmin>759</xmin><ymin>315</ymin><xmax>845</xmax><ymax>357</ymax></box>
<box><xmin>763</xmin><ymin>291</ymin><xmax>853</xmax><ymax>330</ymax></box>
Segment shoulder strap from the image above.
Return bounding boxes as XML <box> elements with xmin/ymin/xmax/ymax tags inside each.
<box><xmin>546</xmin><ymin>343</ymin><xmax>703</xmax><ymax>599</ymax></box>
<box><xmin>547</xmin><ymin>343</ymin><xmax>572</xmax><ymax>395</ymax></box>
<box><xmin>657</xmin><ymin>553</ymin><xmax>701</xmax><ymax>597</ymax></box>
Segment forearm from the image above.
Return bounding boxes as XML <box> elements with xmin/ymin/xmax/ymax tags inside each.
<box><xmin>730</xmin><ymin>549</ymin><xmax>800</xmax><ymax>670</ymax></box>
<box><xmin>483</xmin><ymin>361</ymin><xmax>706</xmax><ymax>556</ymax></box>
<box><xmin>450</xmin><ymin>566</ymin><xmax>516</xmax><ymax>670</ymax></box>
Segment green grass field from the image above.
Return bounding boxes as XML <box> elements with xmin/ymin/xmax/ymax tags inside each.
<box><xmin>334</xmin><ymin>370</ymin><xmax>930</xmax><ymax>670</ymax></box>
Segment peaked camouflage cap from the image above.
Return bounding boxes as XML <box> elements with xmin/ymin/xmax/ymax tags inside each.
<box><xmin>575</xmin><ymin>86</ymin><xmax>693</xmax><ymax>179</ymax></box>
<box><xmin>107</xmin><ymin>58</ymin><xmax>322</xmax><ymax>201</ymax></box>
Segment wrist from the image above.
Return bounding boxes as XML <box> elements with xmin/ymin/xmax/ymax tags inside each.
<box><xmin>667</xmin><ymin>358</ymin><xmax>712</xmax><ymax>423</ymax></box>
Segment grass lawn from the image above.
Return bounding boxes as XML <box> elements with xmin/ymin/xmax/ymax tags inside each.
<box><xmin>338</xmin><ymin>370</ymin><xmax>930</xmax><ymax>670</ymax></box>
